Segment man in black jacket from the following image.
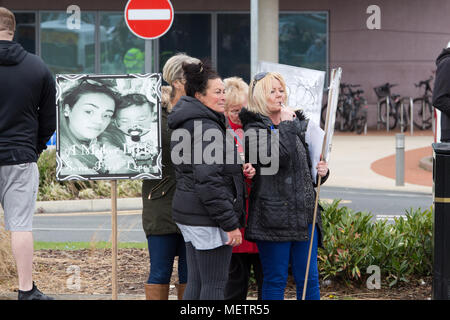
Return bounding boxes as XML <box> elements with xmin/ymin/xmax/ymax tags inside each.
<box><xmin>0</xmin><ymin>7</ymin><xmax>55</xmax><ymax>300</ymax></box>
<box><xmin>433</xmin><ymin>43</ymin><xmax>450</xmax><ymax>142</ymax></box>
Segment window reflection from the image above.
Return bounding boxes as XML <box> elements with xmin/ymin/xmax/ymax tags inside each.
<box><xmin>217</xmin><ymin>14</ymin><xmax>250</xmax><ymax>84</ymax></box>
<box><xmin>13</xmin><ymin>12</ymin><xmax>36</xmax><ymax>54</ymax></box>
<box><xmin>100</xmin><ymin>13</ymin><xmax>145</xmax><ymax>74</ymax></box>
<box><xmin>159</xmin><ymin>13</ymin><xmax>211</xmax><ymax>81</ymax></box>
<box><xmin>40</xmin><ymin>11</ymin><xmax>95</xmax><ymax>74</ymax></box>
<box><xmin>279</xmin><ymin>13</ymin><xmax>327</xmax><ymax>72</ymax></box>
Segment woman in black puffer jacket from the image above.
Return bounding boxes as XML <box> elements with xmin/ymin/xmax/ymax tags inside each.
<box><xmin>141</xmin><ymin>53</ymin><xmax>200</xmax><ymax>300</ymax></box>
<box><xmin>168</xmin><ymin>61</ymin><xmax>249</xmax><ymax>300</ymax></box>
<box><xmin>239</xmin><ymin>71</ymin><xmax>329</xmax><ymax>300</ymax></box>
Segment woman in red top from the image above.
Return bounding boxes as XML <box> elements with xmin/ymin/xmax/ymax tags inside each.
<box><xmin>223</xmin><ymin>77</ymin><xmax>262</xmax><ymax>300</ymax></box>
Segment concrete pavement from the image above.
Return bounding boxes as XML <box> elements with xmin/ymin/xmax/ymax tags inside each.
<box><xmin>326</xmin><ymin>130</ymin><xmax>434</xmax><ymax>194</ymax></box>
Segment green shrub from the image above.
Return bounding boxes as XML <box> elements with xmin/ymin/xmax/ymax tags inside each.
<box><xmin>0</xmin><ymin>220</ymin><xmax>17</xmax><ymax>282</ymax></box>
<box><xmin>318</xmin><ymin>200</ymin><xmax>432</xmax><ymax>287</ymax></box>
<box><xmin>37</xmin><ymin>149</ymin><xmax>142</xmax><ymax>200</ymax></box>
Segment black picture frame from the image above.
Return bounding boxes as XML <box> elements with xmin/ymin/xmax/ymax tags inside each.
<box><xmin>56</xmin><ymin>73</ymin><xmax>162</xmax><ymax>181</ymax></box>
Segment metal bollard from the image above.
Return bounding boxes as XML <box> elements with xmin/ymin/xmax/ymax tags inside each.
<box><xmin>386</xmin><ymin>96</ymin><xmax>390</xmax><ymax>132</ymax></box>
<box><xmin>400</xmin><ymin>99</ymin><xmax>405</xmax><ymax>133</ymax></box>
<box><xmin>377</xmin><ymin>100</ymin><xmax>381</xmax><ymax>130</ymax></box>
<box><xmin>432</xmin><ymin>143</ymin><xmax>450</xmax><ymax>300</ymax></box>
<box><xmin>395</xmin><ymin>133</ymin><xmax>405</xmax><ymax>186</ymax></box>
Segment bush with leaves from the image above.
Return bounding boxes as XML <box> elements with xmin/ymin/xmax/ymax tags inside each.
<box><xmin>37</xmin><ymin>149</ymin><xmax>142</xmax><ymax>200</ymax></box>
<box><xmin>318</xmin><ymin>200</ymin><xmax>432</xmax><ymax>287</ymax></box>
<box><xmin>0</xmin><ymin>220</ymin><xmax>16</xmax><ymax>284</ymax></box>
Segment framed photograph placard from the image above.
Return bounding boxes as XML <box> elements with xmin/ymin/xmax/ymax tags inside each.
<box><xmin>56</xmin><ymin>73</ymin><xmax>162</xmax><ymax>181</ymax></box>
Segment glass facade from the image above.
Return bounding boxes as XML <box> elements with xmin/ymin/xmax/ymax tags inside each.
<box><xmin>279</xmin><ymin>13</ymin><xmax>328</xmax><ymax>72</ymax></box>
<box><xmin>13</xmin><ymin>12</ymin><xmax>36</xmax><ymax>54</ymax></box>
<box><xmin>159</xmin><ymin>13</ymin><xmax>211</xmax><ymax>81</ymax></box>
<box><xmin>40</xmin><ymin>11</ymin><xmax>96</xmax><ymax>74</ymax></box>
<box><xmin>13</xmin><ymin>11</ymin><xmax>328</xmax><ymax>81</ymax></box>
<box><xmin>100</xmin><ymin>12</ymin><xmax>146</xmax><ymax>74</ymax></box>
<box><xmin>217</xmin><ymin>14</ymin><xmax>251</xmax><ymax>84</ymax></box>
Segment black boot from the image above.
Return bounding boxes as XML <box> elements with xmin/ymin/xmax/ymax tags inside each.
<box><xmin>18</xmin><ymin>282</ymin><xmax>54</xmax><ymax>300</ymax></box>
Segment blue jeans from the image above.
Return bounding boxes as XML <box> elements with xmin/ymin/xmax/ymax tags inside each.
<box><xmin>147</xmin><ymin>233</ymin><xmax>187</xmax><ymax>284</ymax></box>
<box><xmin>256</xmin><ymin>224</ymin><xmax>320</xmax><ymax>300</ymax></box>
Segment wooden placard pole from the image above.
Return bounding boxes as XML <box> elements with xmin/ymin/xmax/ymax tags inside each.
<box><xmin>302</xmin><ymin>68</ymin><xmax>341</xmax><ymax>300</ymax></box>
<box><xmin>111</xmin><ymin>180</ymin><xmax>118</xmax><ymax>300</ymax></box>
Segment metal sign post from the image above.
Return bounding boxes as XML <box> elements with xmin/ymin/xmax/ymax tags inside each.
<box><xmin>302</xmin><ymin>67</ymin><xmax>342</xmax><ymax>300</ymax></box>
<box><xmin>111</xmin><ymin>180</ymin><xmax>118</xmax><ymax>300</ymax></box>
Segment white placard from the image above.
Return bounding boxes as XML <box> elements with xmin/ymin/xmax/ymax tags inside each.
<box><xmin>257</xmin><ymin>61</ymin><xmax>325</xmax><ymax>127</ymax></box>
<box><xmin>435</xmin><ymin>108</ymin><xmax>441</xmax><ymax>143</ymax></box>
<box><xmin>305</xmin><ymin>122</ymin><xmax>325</xmax><ymax>184</ymax></box>
<box><xmin>322</xmin><ymin>68</ymin><xmax>342</xmax><ymax>163</ymax></box>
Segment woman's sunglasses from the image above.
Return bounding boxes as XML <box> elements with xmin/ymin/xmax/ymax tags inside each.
<box><xmin>251</xmin><ymin>71</ymin><xmax>268</xmax><ymax>92</ymax></box>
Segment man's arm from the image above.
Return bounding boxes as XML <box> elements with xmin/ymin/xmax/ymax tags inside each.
<box><xmin>432</xmin><ymin>59</ymin><xmax>450</xmax><ymax>115</ymax></box>
<box><xmin>37</xmin><ymin>71</ymin><xmax>56</xmax><ymax>155</ymax></box>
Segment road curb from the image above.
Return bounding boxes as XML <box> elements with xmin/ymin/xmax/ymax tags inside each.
<box><xmin>419</xmin><ymin>155</ymin><xmax>433</xmax><ymax>172</ymax></box>
<box><xmin>34</xmin><ymin>198</ymin><xmax>143</xmax><ymax>214</ymax></box>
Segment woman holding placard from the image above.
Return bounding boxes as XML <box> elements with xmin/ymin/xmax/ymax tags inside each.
<box><xmin>239</xmin><ymin>71</ymin><xmax>329</xmax><ymax>300</ymax></box>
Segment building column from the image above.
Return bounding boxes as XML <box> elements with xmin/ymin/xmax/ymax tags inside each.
<box><xmin>258</xmin><ymin>0</ymin><xmax>278</xmax><ymax>63</ymax></box>
<box><xmin>251</xmin><ymin>0</ymin><xmax>279</xmax><ymax>77</ymax></box>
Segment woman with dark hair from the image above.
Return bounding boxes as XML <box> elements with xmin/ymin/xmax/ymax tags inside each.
<box><xmin>140</xmin><ymin>53</ymin><xmax>199</xmax><ymax>300</ymax></box>
<box><xmin>168</xmin><ymin>61</ymin><xmax>247</xmax><ymax>300</ymax></box>
<box><xmin>59</xmin><ymin>78</ymin><xmax>132</xmax><ymax>175</ymax></box>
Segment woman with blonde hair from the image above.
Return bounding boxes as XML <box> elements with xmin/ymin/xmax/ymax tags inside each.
<box><xmin>222</xmin><ymin>77</ymin><xmax>262</xmax><ymax>300</ymax></box>
<box><xmin>141</xmin><ymin>53</ymin><xmax>200</xmax><ymax>300</ymax></box>
<box><xmin>239</xmin><ymin>71</ymin><xmax>329</xmax><ymax>300</ymax></box>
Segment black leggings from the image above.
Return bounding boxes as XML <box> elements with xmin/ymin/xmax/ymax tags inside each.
<box><xmin>183</xmin><ymin>242</ymin><xmax>232</xmax><ymax>300</ymax></box>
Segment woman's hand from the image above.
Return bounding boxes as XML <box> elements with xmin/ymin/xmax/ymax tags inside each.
<box><xmin>280</xmin><ymin>107</ymin><xmax>296</xmax><ymax>122</ymax></box>
<box><xmin>226</xmin><ymin>228</ymin><xmax>242</xmax><ymax>247</ymax></box>
<box><xmin>316</xmin><ymin>160</ymin><xmax>329</xmax><ymax>177</ymax></box>
<box><xmin>243</xmin><ymin>163</ymin><xmax>256</xmax><ymax>179</ymax></box>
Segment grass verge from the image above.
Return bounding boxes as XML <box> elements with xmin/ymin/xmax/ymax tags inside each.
<box><xmin>34</xmin><ymin>241</ymin><xmax>147</xmax><ymax>250</ymax></box>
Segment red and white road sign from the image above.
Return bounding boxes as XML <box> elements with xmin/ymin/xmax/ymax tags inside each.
<box><xmin>124</xmin><ymin>0</ymin><xmax>174</xmax><ymax>40</ymax></box>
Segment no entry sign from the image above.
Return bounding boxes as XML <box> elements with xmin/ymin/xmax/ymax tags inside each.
<box><xmin>124</xmin><ymin>0</ymin><xmax>174</xmax><ymax>40</ymax></box>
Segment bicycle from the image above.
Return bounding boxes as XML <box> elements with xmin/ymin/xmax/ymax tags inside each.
<box><xmin>321</xmin><ymin>84</ymin><xmax>345</xmax><ymax>131</ymax></box>
<box><xmin>374</xmin><ymin>83</ymin><xmax>409</xmax><ymax>131</ymax></box>
<box><xmin>321</xmin><ymin>83</ymin><xmax>367</xmax><ymax>134</ymax></box>
<box><xmin>412</xmin><ymin>76</ymin><xmax>433</xmax><ymax>130</ymax></box>
<box><xmin>350</xmin><ymin>89</ymin><xmax>368</xmax><ymax>134</ymax></box>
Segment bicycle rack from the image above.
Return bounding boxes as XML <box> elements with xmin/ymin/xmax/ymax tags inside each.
<box><xmin>377</xmin><ymin>96</ymin><xmax>391</xmax><ymax>132</ymax></box>
<box><xmin>399</xmin><ymin>97</ymin><xmax>414</xmax><ymax>135</ymax></box>
<box><xmin>399</xmin><ymin>97</ymin><xmax>415</xmax><ymax>135</ymax></box>
<box><xmin>410</xmin><ymin>97</ymin><xmax>414</xmax><ymax>136</ymax></box>
<box><xmin>418</xmin><ymin>99</ymin><xmax>432</xmax><ymax>131</ymax></box>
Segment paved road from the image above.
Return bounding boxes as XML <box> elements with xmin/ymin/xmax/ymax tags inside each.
<box><xmin>320</xmin><ymin>186</ymin><xmax>433</xmax><ymax>220</ymax></box>
<box><xmin>33</xmin><ymin>187</ymin><xmax>433</xmax><ymax>242</ymax></box>
<box><xmin>33</xmin><ymin>210</ymin><xmax>146</xmax><ymax>243</ymax></box>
